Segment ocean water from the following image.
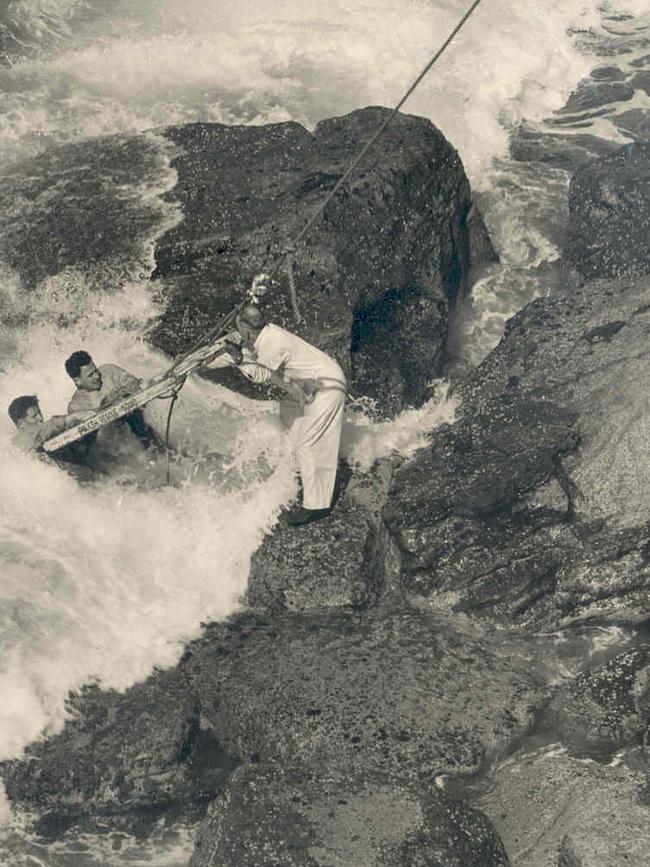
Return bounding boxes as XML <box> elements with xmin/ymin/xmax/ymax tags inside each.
<box><xmin>0</xmin><ymin>0</ymin><xmax>648</xmax><ymax>863</ymax></box>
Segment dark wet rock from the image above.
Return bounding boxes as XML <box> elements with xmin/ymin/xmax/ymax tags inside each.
<box><xmin>632</xmin><ymin>70</ymin><xmax>650</xmax><ymax>95</ymax></box>
<box><xmin>185</xmin><ymin>609</ymin><xmax>544</xmax><ymax>781</ymax></box>
<box><xmin>545</xmin><ymin>645</ymin><xmax>650</xmax><ymax>758</ymax></box>
<box><xmin>152</xmin><ymin>108</ymin><xmax>497</xmax><ymax>415</ymax></box>
<box><xmin>613</xmin><ymin>107</ymin><xmax>650</xmax><ymax>140</ymax></box>
<box><xmin>557</xmin><ymin>80</ymin><xmax>634</xmax><ymax>114</ymax></box>
<box><xmin>0</xmin><ymin>134</ymin><xmax>175</xmax><ymax>292</ymax></box>
<box><xmin>190</xmin><ymin>763</ymin><xmax>509</xmax><ymax>867</ymax></box>
<box><xmin>248</xmin><ymin>459</ymin><xmax>396</xmax><ymax>612</ymax></box>
<box><xmin>565</xmin><ymin>142</ymin><xmax>650</xmax><ymax>279</ymax></box>
<box><xmin>0</xmin><ymin>108</ymin><xmax>495</xmax><ymax>415</ymax></box>
<box><xmin>479</xmin><ymin>751</ymin><xmax>650</xmax><ymax>867</ymax></box>
<box><xmin>384</xmin><ymin>275</ymin><xmax>650</xmax><ymax>628</ymax></box>
<box><xmin>0</xmin><ymin>669</ymin><xmax>235</xmax><ymax>834</ymax></box>
<box><xmin>510</xmin><ymin>125</ymin><xmax>621</xmax><ymax>172</ymax></box>
<box><xmin>591</xmin><ymin>66</ymin><xmax>627</xmax><ymax>82</ymax></box>
<box><xmin>247</xmin><ymin>503</ymin><xmax>377</xmax><ymax>611</ymax></box>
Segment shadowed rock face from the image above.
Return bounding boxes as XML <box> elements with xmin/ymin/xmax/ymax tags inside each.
<box><xmin>565</xmin><ymin>142</ymin><xmax>650</xmax><ymax>279</ymax></box>
<box><xmin>153</xmin><ymin>107</ymin><xmax>496</xmax><ymax>415</ymax></box>
<box><xmin>190</xmin><ymin>764</ymin><xmax>510</xmax><ymax>867</ymax></box>
<box><xmin>385</xmin><ymin>274</ymin><xmax>650</xmax><ymax>627</ymax></box>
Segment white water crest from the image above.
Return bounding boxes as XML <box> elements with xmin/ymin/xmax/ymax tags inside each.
<box><xmin>0</xmin><ymin>0</ymin><xmax>609</xmax><ymax>179</ymax></box>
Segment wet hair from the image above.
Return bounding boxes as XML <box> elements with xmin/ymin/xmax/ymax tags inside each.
<box><xmin>8</xmin><ymin>395</ymin><xmax>39</xmax><ymax>426</ymax></box>
<box><xmin>65</xmin><ymin>350</ymin><xmax>93</xmax><ymax>379</ymax></box>
<box><xmin>238</xmin><ymin>304</ymin><xmax>266</xmax><ymax>330</ymax></box>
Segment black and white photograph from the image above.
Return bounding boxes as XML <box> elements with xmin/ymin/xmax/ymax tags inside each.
<box><xmin>0</xmin><ymin>0</ymin><xmax>649</xmax><ymax>864</ymax></box>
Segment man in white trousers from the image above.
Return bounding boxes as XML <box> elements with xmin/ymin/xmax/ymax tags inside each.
<box><xmin>211</xmin><ymin>303</ymin><xmax>346</xmax><ymax>526</ymax></box>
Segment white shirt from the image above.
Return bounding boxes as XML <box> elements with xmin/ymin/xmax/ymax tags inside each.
<box><xmin>240</xmin><ymin>324</ymin><xmax>346</xmax><ymax>387</ymax></box>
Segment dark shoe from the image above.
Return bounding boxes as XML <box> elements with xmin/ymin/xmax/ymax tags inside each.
<box><xmin>286</xmin><ymin>506</ymin><xmax>331</xmax><ymax>527</ymax></box>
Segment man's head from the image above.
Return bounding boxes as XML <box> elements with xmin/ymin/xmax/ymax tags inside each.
<box><xmin>8</xmin><ymin>395</ymin><xmax>43</xmax><ymax>429</ymax></box>
<box><xmin>65</xmin><ymin>350</ymin><xmax>102</xmax><ymax>391</ymax></box>
<box><xmin>236</xmin><ymin>304</ymin><xmax>266</xmax><ymax>349</ymax></box>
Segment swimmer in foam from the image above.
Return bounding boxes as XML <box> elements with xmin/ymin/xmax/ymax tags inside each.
<box><xmin>8</xmin><ymin>394</ymin><xmax>97</xmax><ymax>481</ymax></box>
<box><xmin>64</xmin><ymin>350</ymin><xmax>161</xmax><ymax>476</ymax></box>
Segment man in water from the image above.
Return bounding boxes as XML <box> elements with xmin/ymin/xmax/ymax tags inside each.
<box><xmin>65</xmin><ymin>350</ymin><xmax>159</xmax><ymax>475</ymax></box>
<box><xmin>210</xmin><ymin>302</ymin><xmax>347</xmax><ymax>526</ymax></box>
<box><xmin>8</xmin><ymin>395</ymin><xmax>96</xmax><ymax>479</ymax></box>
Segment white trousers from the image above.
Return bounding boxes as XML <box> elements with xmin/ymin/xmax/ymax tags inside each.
<box><xmin>280</xmin><ymin>384</ymin><xmax>346</xmax><ymax>510</ymax></box>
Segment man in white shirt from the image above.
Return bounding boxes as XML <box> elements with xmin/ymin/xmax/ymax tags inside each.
<box><xmin>213</xmin><ymin>304</ymin><xmax>347</xmax><ymax>526</ymax></box>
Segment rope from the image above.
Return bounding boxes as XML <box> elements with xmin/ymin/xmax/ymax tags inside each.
<box><xmin>286</xmin><ymin>255</ymin><xmax>303</xmax><ymax>323</ymax></box>
<box><xmin>267</xmin><ymin>0</ymin><xmax>485</xmax><ymax>283</ymax></box>
<box><xmin>164</xmin><ymin>390</ymin><xmax>179</xmax><ymax>485</ymax></box>
<box><xmin>155</xmin><ymin>0</ymin><xmax>485</xmax><ymax>482</ymax></box>
<box><xmin>170</xmin><ymin>0</ymin><xmax>484</xmax><ymax>365</ymax></box>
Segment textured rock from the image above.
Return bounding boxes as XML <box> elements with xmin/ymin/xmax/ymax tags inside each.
<box><xmin>0</xmin><ymin>669</ymin><xmax>235</xmax><ymax>835</ymax></box>
<box><xmin>0</xmin><ymin>108</ymin><xmax>495</xmax><ymax>415</ymax></box>
<box><xmin>247</xmin><ymin>460</ymin><xmax>396</xmax><ymax>612</ymax></box>
<box><xmin>545</xmin><ymin>645</ymin><xmax>650</xmax><ymax>758</ymax></box>
<box><xmin>0</xmin><ymin>133</ymin><xmax>175</xmax><ymax>293</ymax></box>
<box><xmin>190</xmin><ymin>763</ymin><xmax>509</xmax><ymax>867</ymax></box>
<box><xmin>565</xmin><ymin>142</ymin><xmax>650</xmax><ymax>278</ymax></box>
<box><xmin>384</xmin><ymin>275</ymin><xmax>650</xmax><ymax>627</ymax></box>
<box><xmin>479</xmin><ymin>751</ymin><xmax>650</xmax><ymax>867</ymax></box>
<box><xmin>510</xmin><ymin>126</ymin><xmax>621</xmax><ymax>173</ymax></box>
<box><xmin>185</xmin><ymin>609</ymin><xmax>544</xmax><ymax>781</ymax></box>
<box><xmin>152</xmin><ymin>107</ymin><xmax>497</xmax><ymax>414</ymax></box>
<box><xmin>248</xmin><ymin>503</ymin><xmax>377</xmax><ymax>612</ymax></box>
<box><xmin>557</xmin><ymin>80</ymin><xmax>635</xmax><ymax>114</ymax></box>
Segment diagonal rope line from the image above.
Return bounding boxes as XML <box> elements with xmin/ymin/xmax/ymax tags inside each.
<box><xmin>268</xmin><ymin>0</ymin><xmax>485</xmax><ymax>279</ymax></box>
<box><xmin>170</xmin><ymin>0</ymin><xmax>485</xmax><ymax>369</ymax></box>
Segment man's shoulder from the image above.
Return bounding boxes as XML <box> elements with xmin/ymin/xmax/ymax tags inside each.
<box><xmin>68</xmin><ymin>388</ymin><xmax>88</xmax><ymax>412</ymax></box>
<box><xmin>99</xmin><ymin>362</ymin><xmax>130</xmax><ymax>376</ymax></box>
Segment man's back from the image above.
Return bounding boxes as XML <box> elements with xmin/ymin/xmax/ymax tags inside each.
<box><xmin>252</xmin><ymin>325</ymin><xmax>345</xmax><ymax>384</ymax></box>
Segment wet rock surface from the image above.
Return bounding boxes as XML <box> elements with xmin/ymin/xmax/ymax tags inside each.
<box><xmin>152</xmin><ymin>107</ymin><xmax>496</xmax><ymax>415</ymax></box>
<box><xmin>0</xmin><ymin>670</ymin><xmax>234</xmax><ymax>834</ymax></box>
<box><xmin>191</xmin><ymin>763</ymin><xmax>510</xmax><ymax>867</ymax></box>
<box><xmin>5</xmin><ymin>115</ymin><xmax>650</xmax><ymax>867</ymax></box>
<box><xmin>385</xmin><ymin>273</ymin><xmax>650</xmax><ymax>628</ymax></box>
<box><xmin>479</xmin><ymin>750</ymin><xmax>650</xmax><ymax>867</ymax></box>
<box><xmin>565</xmin><ymin>142</ymin><xmax>650</xmax><ymax>279</ymax></box>
<box><xmin>545</xmin><ymin>645</ymin><xmax>650</xmax><ymax>758</ymax></box>
<box><xmin>184</xmin><ymin>609</ymin><xmax>544</xmax><ymax>781</ymax></box>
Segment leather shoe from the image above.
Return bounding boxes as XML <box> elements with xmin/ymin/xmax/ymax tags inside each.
<box><xmin>286</xmin><ymin>506</ymin><xmax>330</xmax><ymax>527</ymax></box>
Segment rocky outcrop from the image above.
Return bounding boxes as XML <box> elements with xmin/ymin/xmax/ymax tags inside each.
<box><xmin>191</xmin><ymin>763</ymin><xmax>509</xmax><ymax>867</ymax></box>
<box><xmin>544</xmin><ymin>645</ymin><xmax>650</xmax><ymax>758</ymax></box>
<box><xmin>479</xmin><ymin>751</ymin><xmax>650</xmax><ymax>867</ymax></box>
<box><xmin>153</xmin><ymin>107</ymin><xmax>496</xmax><ymax>414</ymax></box>
<box><xmin>565</xmin><ymin>142</ymin><xmax>650</xmax><ymax>279</ymax></box>
<box><xmin>184</xmin><ymin>609</ymin><xmax>544</xmax><ymax>781</ymax></box>
<box><xmin>247</xmin><ymin>459</ymin><xmax>395</xmax><ymax>612</ymax></box>
<box><xmin>0</xmin><ymin>108</ymin><xmax>495</xmax><ymax>415</ymax></box>
<box><xmin>0</xmin><ymin>670</ymin><xmax>235</xmax><ymax>836</ymax></box>
<box><xmin>385</xmin><ymin>273</ymin><xmax>650</xmax><ymax>628</ymax></box>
